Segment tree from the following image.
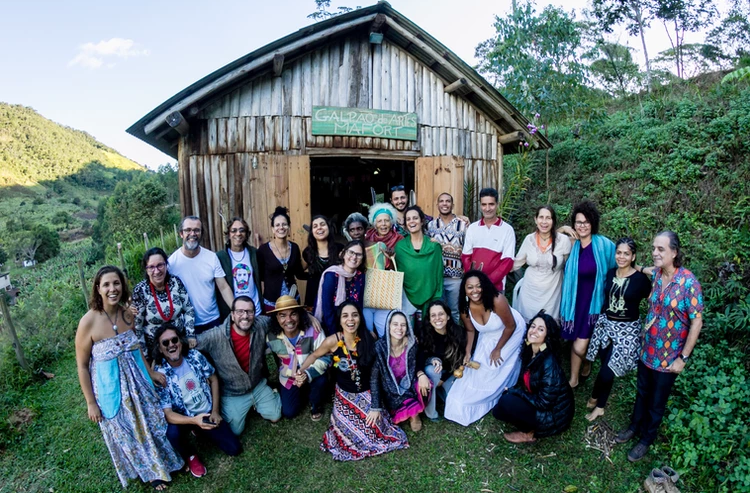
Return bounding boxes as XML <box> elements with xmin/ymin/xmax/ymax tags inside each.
<box><xmin>588</xmin><ymin>41</ymin><xmax>642</xmax><ymax>95</ymax></box>
<box><xmin>589</xmin><ymin>0</ymin><xmax>654</xmax><ymax>90</ymax></box>
<box><xmin>31</xmin><ymin>224</ymin><xmax>60</xmax><ymax>263</ymax></box>
<box><xmin>53</xmin><ymin>211</ymin><xmax>72</xmax><ymax>229</ymax></box>
<box><xmin>652</xmin><ymin>0</ymin><xmax>718</xmax><ymax>78</ymax></box>
<box><xmin>653</xmin><ymin>43</ymin><xmax>725</xmax><ymax>78</ymax></box>
<box><xmin>0</xmin><ymin>243</ymin><xmax>8</xmax><ymax>266</ymax></box>
<box><xmin>706</xmin><ymin>0</ymin><xmax>750</xmax><ymax>68</ymax></box>
<box><xmin>308</xmin><ymin>0</ymin><xmax>354</xmax><ymax>21</ymax></box>
<box><xmin>476</xmin><ymin>0</ymin><xmax>591</xmax><ymax>122</ymax></box>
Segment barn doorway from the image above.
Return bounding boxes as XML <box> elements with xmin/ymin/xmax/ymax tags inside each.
<box><xmin>309</xmin><ymin>156</ymin><xmax>414</xmax><ymax>234</ymax></box>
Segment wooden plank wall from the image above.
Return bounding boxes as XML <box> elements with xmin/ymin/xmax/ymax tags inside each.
<box><xmin>198</xmin><ymin>36</ymin><xmax>498</xmax><ymax>162</ymax></box>
<box><xmin>414</xmin><ymin>156</ymin><xmax>466</xmax><ymax>218</ymax></box>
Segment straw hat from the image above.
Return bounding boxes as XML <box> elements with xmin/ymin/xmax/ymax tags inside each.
<box><xmin>267</xmin><ymin>295</ymin><xmax>305</xmax><ymax>314</ymax></box>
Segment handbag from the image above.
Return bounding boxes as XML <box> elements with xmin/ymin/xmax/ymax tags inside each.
<box><xmin>363</xmin><ymin>255</ymin><xmax>404</xmax><ymax>310</ymax></box>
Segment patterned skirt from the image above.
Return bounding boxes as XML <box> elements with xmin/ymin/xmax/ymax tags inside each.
<box><xmin>585</xmin><ymin>315</ymin><xmax>642</xmax><ymax>377</ymax></box>
<box><xmin>321</xmin><ymin>385</ymin><xmax>408</xmax><ymax>461</ymax></box>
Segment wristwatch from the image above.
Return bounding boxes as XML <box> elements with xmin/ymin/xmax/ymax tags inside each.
<box><xmin>678</xmin><ymin>353</ymin><xmax>690</xmax><ymax>362</ymax></box>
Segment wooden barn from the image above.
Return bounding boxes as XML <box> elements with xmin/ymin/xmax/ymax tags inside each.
<box><xmin>127</xmin><ymin>1</ymin><xmax>551</xmax><ymax>250</ymax></box>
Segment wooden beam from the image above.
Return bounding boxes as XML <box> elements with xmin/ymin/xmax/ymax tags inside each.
<box><xmin>444</xmin><ymin>78</ymin><xmax>467</xmax><ymax>94</ymax></box>
<box><xmin>306</xmin><ymin>148</ymin><xmax>420</xmax><ymax>159</ymax></box>
<box><xmin>166</xmin><ymin>111</ymin><xmax>190</xmax><ymax>135</ymax></box>
<box><xmin>143</xmin><ymin>13</ymin><xmax>378</xmax><ymax>135</ymax></box>
<box><xmin>383</xmin><ymin>16</ymin><xmax>529</xmax><ymax>137</ymax></box>
<box><xmin>498</xmin><ymin>131</ymin><xmax>523</xmax><ymax>144</ymax></box>
<box><xmin>272</xmin><ymin>54</ymin><xmax>284</xmax><ymax>77</ymax></box>
<box><xmin>370</xmin><ymin>13</ymin><xmax>387</xmax><ymax>32</ymax></box>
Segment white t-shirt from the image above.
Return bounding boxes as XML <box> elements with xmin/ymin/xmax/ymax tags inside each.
<box><xmin>168</xmin><ymin>247</ymin><xmax>225</xmax><ymax>325</ymax></box>
<box><xmin>229</xmin><ymin>248</ymin><xmax>261</xmax><ymax>316</ymax></box>
<box><xmin>174</xmin><ymin>360</ymin><xmax>211</xmax><ymax>415</ymax></box>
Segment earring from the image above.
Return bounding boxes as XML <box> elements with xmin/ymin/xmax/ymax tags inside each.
<box><xmin>465</xmin><ymin>295</ymin><xmax>469</xmax><ymax>304</ymax></box>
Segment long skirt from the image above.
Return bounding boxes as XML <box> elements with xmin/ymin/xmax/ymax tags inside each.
<box><xmin>321</xmin><ymin>385</ymin><xmax>408</xmax><ymax>461</ymax></box>
<box><xmin>390</xmin><ymin>380</ymin><xmax>429</xmax><ymax>424</ymax></box>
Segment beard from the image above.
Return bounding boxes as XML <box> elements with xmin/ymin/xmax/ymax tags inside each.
<box><xmin>184</xmin><ymin>238</ymin><xmax>200</xmax><ymax>251</ymax></box>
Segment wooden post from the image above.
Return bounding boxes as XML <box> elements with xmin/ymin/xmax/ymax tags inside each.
<box><xmin>497</xmin><ymin>142</ymin><xmax>504</xmax><ymax>203</ymax></box>
<box><xmin>143</xmin><ymin>233</ymin><xmax>149</xmax><ymax>250</ymax></box>
<box><xmin>160</xmin><ymin>227</ymin><xmax>165</xmax><ymax>250</ymax></box>
<box><xmin>77</xmin><ymin>260</ymin><xmax>88</xmax><ymax>311</ymax></box>
<box><xmin>173</xmin><ymin>224</ymin><xmax>179</xmax><ymax>247</ymax></box>
<box><xmin>0</xmin><ymin>294</ymin><xmax>30</xmax><ymax>372</ymax></box>
<box><xmin>117</xmin><ymin>243</ymin><xmax>127</xmax><ymax>281</ymax></box>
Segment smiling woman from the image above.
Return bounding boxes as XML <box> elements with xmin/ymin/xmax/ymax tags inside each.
<box><xmin>258</xmin><ymin>207</ymin><xmax>306</xmax><ymax>313</ymax></box>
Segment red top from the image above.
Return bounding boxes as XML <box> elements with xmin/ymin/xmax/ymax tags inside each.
<box><xmin>230</xmin><ymin>327</ymin><xmax>251</xmax><ymax>373</ymax></box>
<box><xmin>523</xmin><ymin>369</ymin><xmax>532</xmax><ymax>393</ymax></box>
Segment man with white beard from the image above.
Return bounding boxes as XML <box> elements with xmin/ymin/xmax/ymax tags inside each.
<box><xmin>169</xmin><ymin>216</ymin><xmax>235</xmax><ymax>335</ymax></box>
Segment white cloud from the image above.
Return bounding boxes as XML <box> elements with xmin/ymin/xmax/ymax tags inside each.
<box><xmin>68</xmin><ymin>38</ymin><xmax>149</xmax><ymax>69</ymax></box>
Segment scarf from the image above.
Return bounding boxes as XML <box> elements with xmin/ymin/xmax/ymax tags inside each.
<box><xmin>313</xmin><ymin>265</ymin><xmax>356</xmax><ymax>320</ymax></box>
<box><xmin>560</xmin><ymin>234</ymin><xmax>615</xmax><ymax>333</ymax></box>
<box><xmin>394</xmin><ymin>235</ymin><xmax>444</xmax><ymax>308</ymax></box>
<box><xmin>364</xmin><ymin>227</ymin><xmax>402</xmax><ymax>250</ymax></box>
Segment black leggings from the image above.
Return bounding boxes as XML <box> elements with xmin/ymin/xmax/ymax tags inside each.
<box><xmin>591</xmin><ymin>343</ymin><xmax>616</xmax><ymax>408</ymax></box>
<box><xmin>492</xmin><ymin>392</ymin><xmax>537</xmax><ymax>432</ymax></box>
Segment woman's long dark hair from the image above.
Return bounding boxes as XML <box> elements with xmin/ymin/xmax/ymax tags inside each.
<box><xmin>420</xmin><ymin>300</ymin><xmax>466</xmax><ymax>371</ymax></box>
<box><xmin>90</xmin><ymin>265</ymin><xmax>130</xmax><ymax>311</ymax></box>
<box><xmin>458</xmin><ymin>270</ymin><xmax>499</xmax><ymax>315</ymax></box>
<box><xmin>520</xmin><ymin>310</ymin><xmax>562</xmax><ymax>366</ymax></box>
<box><xmin>336</xmin><ymin>301</ymin><xmax>375</xmax><ymax>367</ymax></box>
<box><xmin>535</xmin><ymin>205</ymin><xmax>558</xmax><ymax>271</ymax></box>
<box><xmin>303</xmin><ymin>215</ymin><xmax>339</xmax><ymax>268</ymax></box>
<box><xmin>141</xmin><ymin>247</ymin><xmax>171</xmax><ymax>282</ymax></box>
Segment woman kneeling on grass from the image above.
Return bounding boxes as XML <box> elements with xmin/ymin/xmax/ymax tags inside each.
<box><xmin>75</xmin><ymin>266</ymin><xmax>183</xmax><ymax>491</ymax></box>
<box><xmin>299</xmin><ymin>302</ymin><xmax>408</xmax><ymax>461</ymax></box>
<box><xmin>492</xmin><ymin>311</ymin><xmax>574</xmax><ymax>443</ymax></box>
<box><xmin>372</xmin><ymin>310</ymin><xmax>432</xmax><ymax>432</ymax></box>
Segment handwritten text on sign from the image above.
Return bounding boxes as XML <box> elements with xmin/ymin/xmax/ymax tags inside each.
<box><xmin>311</xmin><ymin>107</ymin><xmax>418</xmax><ymax>141</ymax></box>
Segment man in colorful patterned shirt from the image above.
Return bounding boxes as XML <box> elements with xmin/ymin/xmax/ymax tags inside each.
<box><xmin>427</xmin><ymin>192</ymin><xmax>467</xmax><ymax>322</ymax></box>
<box><xmin>616</xmin><ymin>231</ymin><xmax>703</xmax><ymax>462</ymax></box>
<box><xmin>154</xmin><ymin>324</ymin><xmax>241</xmax><ymax>478</ymax></box>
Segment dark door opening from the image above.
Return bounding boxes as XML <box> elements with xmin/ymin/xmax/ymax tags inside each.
<box><xmin>310</xmin><ymin>157</ymin><xmax>414</xmax><ymax>233</ymax></box>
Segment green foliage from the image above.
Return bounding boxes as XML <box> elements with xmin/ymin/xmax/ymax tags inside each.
<box><xmin>31</xmin><ymin>224</ymin><xmax>60</xmax><ymax>263</ymax></box>
<box><xmin>475</xmin><ymin>0</ymin><xmax>592</xmax><ymax>122</ymax></box>
<box><xmin>0</xmin><ymin>244</ymin><xmax>7</xmax><ymax>266</ymax></box>
<box><xmin>706</xmin><ymin>2</ymin><xmax>750</xmax><ymax>66</ymax></box>
<box><xmin>0</xmin><ymin>103</ymin><xmax>143</xmax><ymax>187</ymax></box>
<box><xmin>307</xmin><ymin>0</ymin><xmax>354</xmax><ymax>21</ymax></box>
<box><xmin>587</xmin><ymin>41</ymin><xmax>641</xmax><ymax>96</ymax></box>
<box><xmin>665</xmin><ymin>341</ymin><xmax>750</xmax><ymax>491</ymax></box>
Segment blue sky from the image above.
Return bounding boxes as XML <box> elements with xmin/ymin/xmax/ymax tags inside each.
<box><xmin>0</xmin><ymin>0</ymin><xmax>716</xmax><ymax>169</ymax></box>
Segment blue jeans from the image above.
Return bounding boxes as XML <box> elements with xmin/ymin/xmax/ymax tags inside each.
<box><xmin>442</xmin><ymin>278</ymin><xmax>462</xmax><ymax>324</ymax></box>
<box><xmin>221</xmin><ymin>380</ymin><xmax>281</xmax><ymax>435</ymax></box>
<box><xmin>279</xmin><ymin>374</ymin><xmax>327</xmax><ymax>418</ymax></box>
<box><xmin>423</xmin><ymin>358</ymin><xmax>456</xmax><ymax>419</ymax></box>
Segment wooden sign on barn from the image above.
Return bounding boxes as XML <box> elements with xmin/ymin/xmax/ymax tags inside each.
<box><xmin>128</xmin><ymin>1</ymin><xmax>550</xmax><ymax>251</ymax></box>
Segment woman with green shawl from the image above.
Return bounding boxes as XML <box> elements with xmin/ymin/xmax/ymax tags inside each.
<box><xmin>395</xmin><ymin>206</ymin><xmax>444</xmax><ymax>326</ymax></box>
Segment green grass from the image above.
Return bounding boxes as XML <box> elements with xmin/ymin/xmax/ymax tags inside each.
<box><xmin>0</xmin><ymin>350</ymin><xmax>674</xmax><ymax>493</ymax></box>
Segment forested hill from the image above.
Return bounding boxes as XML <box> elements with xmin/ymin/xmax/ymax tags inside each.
<box><xmin>0</xmin><ymin>102</ymin><xmax>144</xmax><ymax>187</ymax></box>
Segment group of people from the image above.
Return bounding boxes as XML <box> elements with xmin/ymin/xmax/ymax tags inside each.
<box><xmin>75</xmin><ymin>185</ymin><xmax>703</xmax><ymax>490</ymax></box>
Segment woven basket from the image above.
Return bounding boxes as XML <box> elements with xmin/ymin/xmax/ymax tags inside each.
<box><xmin>363</xmin><ymin>256</ymin><xmax>403</xmax><ymax>310</ymax></box>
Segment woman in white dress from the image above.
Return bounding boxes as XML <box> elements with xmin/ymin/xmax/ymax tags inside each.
<box><xmin>444</xmin><ymin>270</ymin><xmax>525</xmax><ymax>426</ymax></box>
<box><xmin>512</xmin><ymin>205</ymin><xmax>571</xmax><ymax>322</ymax></box>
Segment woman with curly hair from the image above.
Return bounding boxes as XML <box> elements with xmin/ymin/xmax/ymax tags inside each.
<box><xmin>560</xmin><ymin>200</ymin><xmax>615</xmax><ymax>388</ymax></box>
<box><xmin>492</xmin><ymin>311</ymin><xmax>574</xmax><ymax>443</ymax></box>
<box><xmin>419</xmin><ymin>300</ymin><xmax>466</xmax><ymax>420</ymax></box>
<box><xmin>258</xmin><ymin>206</ymin><xmax>306</xmax><ymax>313</ymax></box>
<box><xmin>444</xmin><ymin>270</ymin><xmax>526</xmax><ymax>426</ymax></box>
<box><xmin>314</xmin><ymin>240</ymin><xmax>367</xmax><ymax>336</ymax></box>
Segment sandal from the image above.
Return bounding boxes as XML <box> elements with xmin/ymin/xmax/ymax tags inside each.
<box><xmin>150</xmin><ymin>480</ymin><xmax>168</xmax><ymax>491</ymax></box>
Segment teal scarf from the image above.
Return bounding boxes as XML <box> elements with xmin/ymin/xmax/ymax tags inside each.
<box><xmin>560</xmin><ymin>234</ymin><xmax>615</xmax><ymax>334</ymax></box>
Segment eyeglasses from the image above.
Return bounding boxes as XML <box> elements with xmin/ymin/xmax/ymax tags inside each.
<box><xmin>390</xmin><ymin>185</ymin><xmax>405</xmax><ymax>192</ymax></box>
<box><xmin>345</xmin><ymin>250</ymin><xmax>364</xmax><ymax>259</ymax></box>
<box><xmin>160</xmin><ymin>336</ymin><xmax>179</xmax><ymax>347</ymax></box>
<box><xmin>182</xmin><ymin>228</ymin><xmax>201</xmax><ymax>234</ymax></box>
<box><xmin>575</xmin><ymin>221</ymin><xmax>590</xmax><ymax>227</ymax></box>
<box><xmin>146</xmin><ymin>262</ymin><xmax>166</xmax><ymax>272</ymax></box>
<box><xmin>230</xmin><ymin>228</ymin><xmax>247</xmax><ymax>234</ymax></box>
<box><xmin>233</xmin><ymin>309</ymin><xmax>254</xmax><ymax>316</ymax></box>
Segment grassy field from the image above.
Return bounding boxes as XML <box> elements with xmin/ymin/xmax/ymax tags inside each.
<box><xmin>0</xmin><ymin>348</ymin><xmax>677</xmax><ymax>493</ymax></box>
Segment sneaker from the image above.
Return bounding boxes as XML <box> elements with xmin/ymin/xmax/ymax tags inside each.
<box><xmin>628</xmin><ymin>442</ymin><xmax>650</xmax><ymax>462</ymax></box>
<box><xmin>187</xmin><ymin>455</ymin><xmax>206</xmax><ymax>478</ymax></box>
<box><xmin>643</xmin><ymin>468</ymin><xmax>669</xmax><ymax>493</ymax></box>
<box><xmin>615</xmin><ymin>428</ymin><xmax>635</xmax><ymax>444</ymax></box>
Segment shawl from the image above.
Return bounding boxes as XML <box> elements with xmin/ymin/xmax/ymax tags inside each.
<box><xmin>364</xmin><ymin>227</ymin><xmax>403</xmax><ymax>250</ymax></box>
<box><xmin>394</xmin><ymin>235</ymin><xmax>444</xmax><ymax>308</ymax></box>
<box><xmin>560</xmin><ymin>234</ymin><xmax>615</xmax><ymax>333</ymax></box>
<box><xmin>313</xmin><ymin>265</ymin><xmax>356</xmax><ymax>320</ymax></box>
<box><xmin>374</xmin><ymin>310</ymin><xmax>418</xmax><ymax>406</ymax></box>
<box><xmin>364</xmin><ymin>228</ymin><xmax>403</xmax><ymax>270</ymax></box>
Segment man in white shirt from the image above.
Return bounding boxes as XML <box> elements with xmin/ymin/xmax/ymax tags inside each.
<box><xmin>169</xmin><ymin>216</ymin><xmax>234</xmax><ymax>335</ymax></box>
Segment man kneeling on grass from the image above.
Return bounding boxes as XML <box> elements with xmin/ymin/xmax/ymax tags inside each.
<box><xmin>153</xmin><ymin>324</ymin><xmax>241</xmax><ymax>478</ymax></box>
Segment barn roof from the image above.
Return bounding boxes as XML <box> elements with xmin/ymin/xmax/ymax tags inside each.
<box><xmin>127</xmin><ymin>1</ymin><xmax>552</xmax><ymax>157</ymax></box>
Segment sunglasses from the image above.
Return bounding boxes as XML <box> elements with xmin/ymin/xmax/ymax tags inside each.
<box><xmin>161</xmin><ymin>336</ymin><xmax>180</xmax><ymax>347</ymax></box>
<box><xmin>390</xmin><ymin>185</ymin><xmax>405</xmax><ymax>192</ymax></box>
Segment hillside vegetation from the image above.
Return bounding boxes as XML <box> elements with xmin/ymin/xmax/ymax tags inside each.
<box><xmin>0</xmin><ymin>102</ymin><xmax>143</xmax><ymax>187</ymax></box>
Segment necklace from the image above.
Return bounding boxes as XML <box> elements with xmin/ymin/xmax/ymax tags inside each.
<box><xmin>271</xmin><ymin>240</ymin><xmax>290</xmax><ymax>272</ymax></box>
<box><xmin>536</xmin><ymin>232</ymin><xmax>552</xmax><ymax>251</ymax></box>
<box><xmin>229</xmin><ymin>247</ymin><xmax>246</xmax><ymax>263</ymax></box>
<box><xmin>336</xmin><ymin>335</ymin><xmax>362</xmax><ymax>390</ymax></box>
<box><xmin>104</xmin><ymin>308</ymin><xmax>120</xmax><ymax>334</ymax></box>
<box><xmin>149</xmin><ymin>281</ymin><xmax>174</xmax><ymax>322</ymax></box>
